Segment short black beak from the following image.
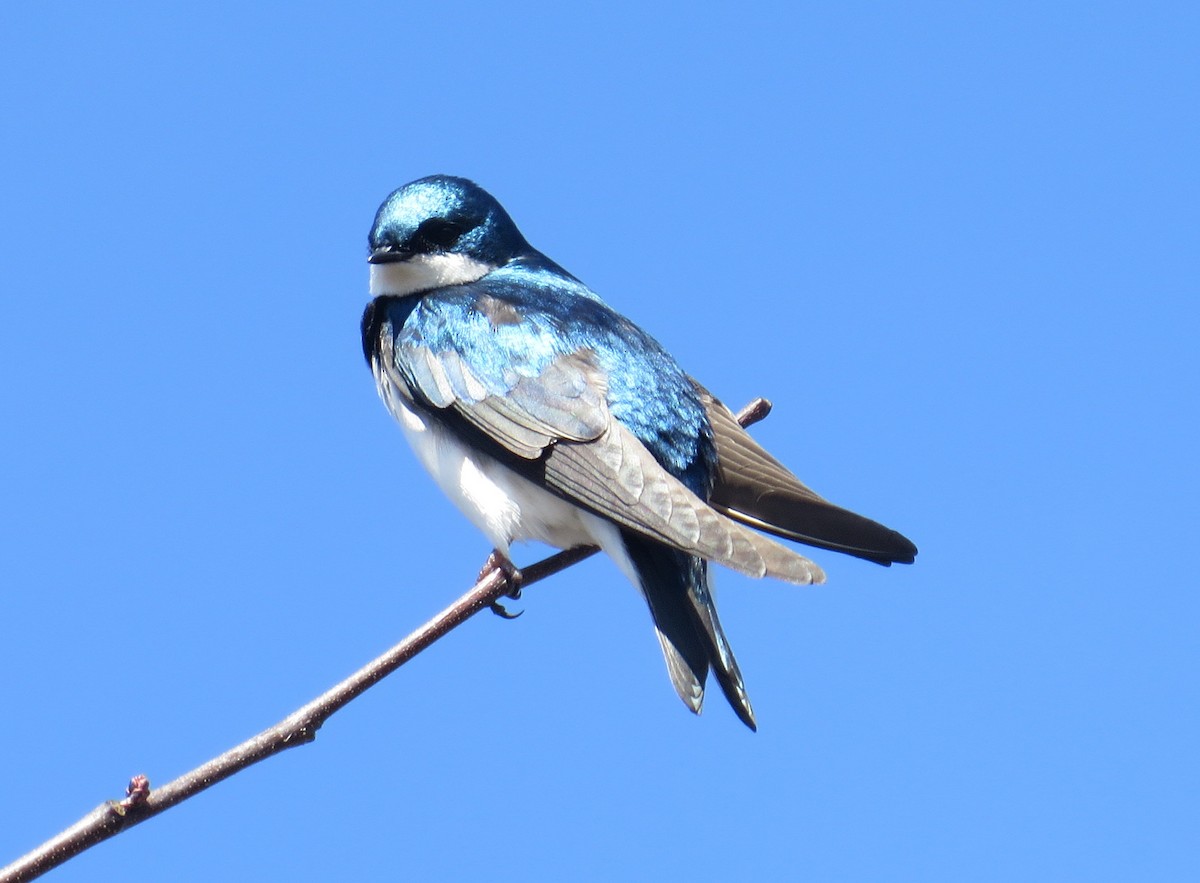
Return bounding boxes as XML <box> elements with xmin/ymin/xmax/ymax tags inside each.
<box><xmin>368</xmin><ymin>246</ymin><xmax>410</xmax><ymax>264</ymax></box>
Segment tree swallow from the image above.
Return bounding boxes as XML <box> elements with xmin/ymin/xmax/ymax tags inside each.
<box><xmin>361</xmin><ymin>175</ymin><xmax>917</xmax><ymax>730</ymax></box>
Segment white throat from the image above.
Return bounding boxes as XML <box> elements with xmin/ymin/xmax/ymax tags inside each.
<box><xmin>369</xmin><ymin>253</ymin><xmax>494</xmax><ymax>297</ymax></box>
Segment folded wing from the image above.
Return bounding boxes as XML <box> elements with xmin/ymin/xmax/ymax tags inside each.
<box><xmin>382</xmin><ymin>308</ymin><xmax>826</xmax><ymax>584</ymax></box>
<box><xmin>697</xmin><ymin>386</ymin><xmax>918</xmax><ymax>565</ymax></box>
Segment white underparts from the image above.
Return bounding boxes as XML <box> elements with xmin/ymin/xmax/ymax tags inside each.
<box><xmin>369</xmin><ymin>253</ymin><xmax>494</xmax><ymax>297</ymax></box>
<box><xmin>373</xmin><ymin>353</ymin><xmax>693</xmax><ymax>704</ymax></box>
<box><xmin>372</xmin><ymin>355</ymin><xmax>633</xmax><ymax>566</ymax></box>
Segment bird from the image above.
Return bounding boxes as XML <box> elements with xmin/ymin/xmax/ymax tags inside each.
<box><xmin>361</xmin><ymin>175</ymin><xmax>917</xmax><ymax>730</ymax></box>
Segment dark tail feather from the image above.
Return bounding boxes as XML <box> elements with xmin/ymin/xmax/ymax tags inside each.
<box><xmin>683</xmin><ymin>559</ymin><xmax>756</xmax><ymax>730</ymax></box>
<box><xmin>621</xmin><ymin>530</ymin><xmax>757</xmax><ymax>731</ymax></box>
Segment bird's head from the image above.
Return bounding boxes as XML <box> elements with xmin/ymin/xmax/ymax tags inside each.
<box><xmin>367</xmin><ymin>175</ymin><xmax>529</xmax><ymax>297</ymax></box>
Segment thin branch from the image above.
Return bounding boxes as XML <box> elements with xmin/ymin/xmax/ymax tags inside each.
<box><xmin>1</xmin><ymin>397</ymin><xmax>773</xmax><ymax>883</ymax></box>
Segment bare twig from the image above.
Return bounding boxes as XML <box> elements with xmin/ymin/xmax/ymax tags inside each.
<box><xmin>1</xmin><ymin>398</ymin><xmax>773</xmax><ymax>883</ymax></box>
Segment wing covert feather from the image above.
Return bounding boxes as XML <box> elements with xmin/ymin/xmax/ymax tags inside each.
<box><xmin>545</xmin><ymin>422</ymin><xmax>825</xmax><ymax>585</ymax></box>
<box><xmin>395</xmin><ymin>338</ymin><xmax>610</xmax><ymax>460</ymax></box>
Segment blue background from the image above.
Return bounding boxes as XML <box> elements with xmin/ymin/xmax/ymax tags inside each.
<box><xmin>2</xmin><ymin>3</ymin><xmax>1196</xmax><ymax>880</ymax></box>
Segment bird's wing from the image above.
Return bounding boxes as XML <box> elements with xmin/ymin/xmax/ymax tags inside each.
<box><xmin>398</xmin><ymin>332</ymin><xmax>609</xmax><ymax>458</ymax></box>
<box><xmin>543</xmin><ymin>420</ymin><xmax>823</xmax><ymax>584</ymax></box>
<box><xmin>697</xmin><ymin>386</ymin><xmax>918</xmax><ymax>565</ymax></box>
<box><xmin>378</xmin><ymin>294</ymin><xmax>824</xmax><ymax>585</ymax></box>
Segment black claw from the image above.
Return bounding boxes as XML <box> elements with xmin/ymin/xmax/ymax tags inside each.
<box><xmin>490</xmin><ymin>601</ymin><xmax>524</xmax><ymax>619</ymax></box>
<box><xmin>480</xmin><ymin>549</ymin><xmax>526</xmax><ymax>619</ymax></box>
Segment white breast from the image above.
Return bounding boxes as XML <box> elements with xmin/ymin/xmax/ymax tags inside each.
<box><xmin>372</xmin><ymin>358</ymin><xmax>628</xmax><ymax>562</ymax></box>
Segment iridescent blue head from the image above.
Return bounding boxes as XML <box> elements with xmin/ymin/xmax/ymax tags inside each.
<box><xmin>368</xmin><ymin>175</ymin><xmax>531</xmax><ymax>297</ymax></box>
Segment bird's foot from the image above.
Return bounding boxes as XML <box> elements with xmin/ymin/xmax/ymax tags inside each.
<box><xmin>480</xmin><ymin>549</ymin><xmax>525</xmax><ymax>619</ymax></box>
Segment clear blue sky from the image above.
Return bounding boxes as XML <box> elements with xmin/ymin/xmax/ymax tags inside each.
<box><xmin>2</xmin><ymin>3</ymin><xmax>1196</xmax><ymax>880</ymax></box>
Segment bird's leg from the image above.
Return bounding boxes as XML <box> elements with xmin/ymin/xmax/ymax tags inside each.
<box><xmin>480</xmin><ymin>549</ymin><xmax>525</xmax><ymax>619</ymax></box>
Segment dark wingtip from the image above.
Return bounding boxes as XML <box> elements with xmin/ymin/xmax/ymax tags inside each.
<box><xmin>714</xmin><ymin>499</ymin><xmax>918</xmax><ymax>567</ymax></box>
<box><xmin>892</xmin><ymin>534</ymin><xmax>918</xmax><ymax>565</ymax></box>
<box><xmin>867</xmin><ymin>530</ymin><xmax>918</xmax><ymax>566</ymax></box>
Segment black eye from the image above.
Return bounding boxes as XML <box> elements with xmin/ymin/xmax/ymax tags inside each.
<box><xmin>415</xmin><ymin>218</ymin><xmax>465</xmax><ymax>251</ymax></box>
